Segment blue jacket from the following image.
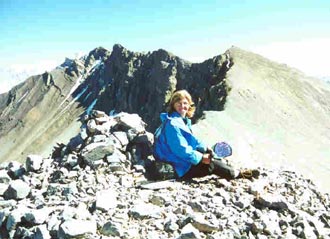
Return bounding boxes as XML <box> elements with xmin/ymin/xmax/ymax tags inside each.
<box><xmin>154</xmin><ymin>112</ymin><xmax>207</xmax><ymax>177</ymax></box>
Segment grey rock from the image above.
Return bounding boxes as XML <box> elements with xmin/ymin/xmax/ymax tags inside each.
<box><xmin>0</xmin><ymin>170</ymin><xmax>11</xmax><ymax>183</ymax></box>
<box><xmin>62</xmin><ymin>182</ymin><xmax>78</xmax><ymax>197</ymax></box>
<box><xmin>188</xmin><ymin>201</ymin><xmax>206</xmax><ymax>213</ymax></box>
<box><xmin>114</xmin><ymin>112</ymin><xmax>146</xmax><ymax>133</ymax></box>
<box><xmin>62</xmin><ymin>154</ymin><xmax>79</xmax><ymax>168</ymax></box>
<box><xmin>106</xmin><ymin>149</ymin><xmax>128</xmax><ymax>172</ymax></box>
<box><xmin>60</xmin><ymin>204</ymin><xmax>91</xmax><ymax>221</ymax></box>
<box><xmin>140</xmin><ymin>179</ymin><xmax>177</xmax><ymax>190</ymax></box>
<box><xmin>191</xmin><ymin>214</ymin><xmax>219</xmax><ymax>233</ymax></box>
<box><xmin>256</xmin><ymin>235</ymin><xmax>268</xmax><ymax>239</ymax></box>
<box><xmin>0</xmin><ymin>183</ymin><xmax>8</xmax><ymax>195</ymax></box>
<box><xmin>6</xmin><ymin>206</ymin><xmax>28</xmax><ymax>232</ymax></box>
<box><xmin>22</xmin><ymin>208</ymin><xmax>52</xmax><ymax>225</ymax></box>
<box><xmin>301</xmin><ymin>219</ymin><xmax>318</xmax><ymax>239</ymax></box>
<box><xmin>106</xmin><ymin>148</ymin><xmax>126</xmax><ymax>163</ymax></box>
<box><xmin>150</xmin><ymin>194</ymin><xmax>167</xmax><ymax>206</ymax></box>
<box><xmin>0</xmin><ymin>211</ymin><xmax>6</xmax><ymax>227</ymax></box>
<box><xmin>94</xmin><ymin>116</ymin><xmax>111</xmax><ymax>126</ymax></box>
<box><xmin>0</xmin><ymin>199</ymin><xmax>17</xmax><ymax>209</ymax></box>
<box><xmin>234</xmin><ymin>195</ymin><xmax>253</xmax><ymax>209</ymax></box>
<box><xmin>90</xmin><ymin>134</ymin><xmax>108</xmax><ymax>143</ymax></box>
<box><xmin>133</xmin><ymin>164</ymin><xmax>146</xmax><ymax>173</ymax></box>
<box><xmin>47</xmin><ymin>213</ymin><xmax>61</xmax><ymax>234</ymax></box>
<box><xmin>126</xmin><ymin>128</ymin><xmax>138</xmax><ymax>141</ymax></box>
<box><xmin>129</xmin><ymin>203</ymin><xmax>162</xmax><ymax>219</ymax></box>
<box><xmin>81</xmin><ymin>141</ymin><xmax>114</xmax><ymax>156</ymax></box>
<box><xmin>107</xmin><ymin>133</ymin><xmax>125</xmax><ymax>149</ymax></box>
<box><xmin>82</xmin><ymin>143</ymin><xmax>115</xmax><ymax>167</ymax></box>
<box><xmin>29</xmin><ymin>177</ymin><xmax>42</xmax><ymax>189</ymax></box>
<box><xmin>95</xmin><ymin>189</ymin><xmax>118</xmax><ymax>211</ymax></box>
<box><xmin>58</xmin><ymin>219</ymin><xmax>97</xmax><ymax>238</ymax></box>
<box><xmin>254</xmin><ymin>193</ymin><xmax>288</xmax><ymax>210</ymax></box>
<box><xmin>14</xmin><ymin>226</ymin><xmax>33</xmax><ymax>239</ymax></box>
<box><xmin>132</xmin><ymin>132</ymin><xmax>153</xmax><ymax>144</ymax></box>
<box><xmin>4</xmin><ymin>179</ymin><xmax>31</xmax><ymax>200</ymax></box>
<box><xmin>259</xmin><ymin>211</ymin><xmax>281</xmax><ymax>236</ymax></box>
<box><xmin>164</xmin><ymin>219</ymin><xmax>179</xmax><ymax>233</ymax></box>
<box><xmin>7</xmin><ymin>161</ymin><xmax>25</xmax><ymax>179</ymax></box>
<box><xmin>91</xmin><ymin>110</ymin><xmax>107</xmax><ymax>118</ymax></box>
<box><xmin>179</xmin><ymin>223</ymin><xmax>201</xmax><ymax>239</ymax></box>
<box><xmin>100</xmin><ymin>221</ymin><xmax>124</xmax><ymax>237</ymax></box>
<box><xmin>26</xmin><ymin>154</ymin><xmax>43</xmax><ymax>172</ymax></box>
<box><xmin>112</xmin><ymin>131</ymin><xmax>129</xmax><ymax>147</ymax></box>
<box><xmin>80</xmin><ymin>127</ymin><xmax>88</xmax><ymax>140</ymax></box>
<box><xmin>119</xmin><ymin>175</ymin><xmax>134</xmax><ymax>187</ymax></box>
<box><xmin>0</xmin><ymin>162</ymin><xmax>10</xmax><ymax>170</ymax></box>
<box><xmin>148</xmin><ymin>160</ymin><xmax>176</xmax><ymax>181</ymax></box>
<box><xmin>86</xmin><ymin>118</ymin><xmax>97</xmax><ymax>133</ymax></box>
<box><xmin>45</xmin><ymin>183</ymin><xmax>62</xmax><ymax>196</ymax></box>
<box><xmin>33</xmin><ymin>224</ymin><xmax>51</xmax><ymax>239</ymax></box>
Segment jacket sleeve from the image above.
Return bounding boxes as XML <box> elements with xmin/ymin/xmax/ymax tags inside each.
<box><xmin>165</xmin><ymin>122</ymin><xmax>203</xmax><ymax>165</ymax></box>
<box><xmin>186</xmin><ymin>120</ymin><xmax>207</xmax><ymax>153</ymax></box>
<box><xmin>195</xmin><ymin>140</ymin><xmax>207</xmax><ymax>153</ymax></box>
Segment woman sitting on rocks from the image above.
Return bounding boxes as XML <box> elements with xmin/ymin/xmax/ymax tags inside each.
<box><xmin>154</xmin><ymin>89</ymin><xmax>258</xmax><ymax>180</ymax></box>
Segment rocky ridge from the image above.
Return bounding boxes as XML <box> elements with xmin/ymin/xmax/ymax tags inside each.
<box><xmin>0</xmin><ymin>110</ymin><xmax>329</xmax><ymax>238</ymax></box>
<box><xmin>0</xmin><ymin>44</ymin><xmax>231</xmax><ymax>164</ymax></box>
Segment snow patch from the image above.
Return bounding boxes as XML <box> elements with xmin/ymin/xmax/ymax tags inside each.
<box><xmin>16</xmin><ymin>91</ymin><xmax>29</xmax><ymax>105</ymax></box>
<box><xmin>59</xmin><ymin>85</ymin><xmax>89</xmax><ymax>115</ymax></box>
<box><xmin>56</xmin><ymin>58</ymin><xmax>104</xmax><ymax>116</ymax></box>
<box><xmin>59</xmin><ymin>75</ymin><xmax>84</xmax><ymax>107</ymax></box>
<box><xmin>86</xmin><ymin>99</ymin><xmax>98</xmax><ymax>115</ymax></box>
<box><xmin>58</xmin><ymin>58</ymin><xmax>103</xmax><ymax>108</ymax></box>
<box><xmin>83</xmin><ymin>92</ymin><xmax>93</xmax><ymax>102</ymax></box>
<box><xmin>89</xmin><ymin>59</ymin><xmax>102</xmax><ymax>75</ymax></box>
<box><xmin>74</xmin><ymin>85</ymin><xmax>89</xmax><ymax>101</ymax></box>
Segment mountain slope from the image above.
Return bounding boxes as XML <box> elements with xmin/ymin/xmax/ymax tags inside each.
<box><xmin>193</xmin><ymin>47</ymin><xmax>330</xmax><ymax>193</ymax></box>
<box><xmin>0</xmin><ymin>47</ymin><xmax>112</xmax><ymax>162</ymax></box>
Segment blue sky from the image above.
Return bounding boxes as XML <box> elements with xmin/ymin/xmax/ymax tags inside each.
<box><xmin>1</xmin><ymin>0</ymin><xmax>330</xmax><ymax>92</ymax></box>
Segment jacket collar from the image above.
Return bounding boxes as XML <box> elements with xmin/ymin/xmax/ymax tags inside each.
<box><xmin>168</xmin><ymin>112</ymin><xmax>192</xmax><ymax>133</ymax></box>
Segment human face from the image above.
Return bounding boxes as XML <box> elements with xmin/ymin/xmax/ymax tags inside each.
<box><xmin>174</xmin><ymin>98</ymin><xmax>190</xmax><ymax>117</ymax></box>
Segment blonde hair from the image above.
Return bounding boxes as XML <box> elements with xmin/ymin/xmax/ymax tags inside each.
<box><xmin>167</xmin><ymin>90</ymin><xmax>195</xmax><ymax>118</ymax></box>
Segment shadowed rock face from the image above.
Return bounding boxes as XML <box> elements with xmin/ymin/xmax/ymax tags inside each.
<box><xmin>94</xmin><ymin>44</ymin><xmax>231</xmax><ymax>128</ymax></box>
<box><xmin>0</xmin><ymin>44</ymin><xmax>231</xmax><ymax>163</ymax></box>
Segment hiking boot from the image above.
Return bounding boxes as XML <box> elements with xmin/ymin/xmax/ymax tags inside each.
<box><xmin>237</xmin><ymin>169</ymin><xmax>260</xmax><ymax>179</ymax></box>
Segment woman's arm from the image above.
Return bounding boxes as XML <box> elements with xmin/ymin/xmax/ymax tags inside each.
<box><xmin>165</xmin><ymin>122</ymin><xmax>203</xmax><ymax>165</ymax></box>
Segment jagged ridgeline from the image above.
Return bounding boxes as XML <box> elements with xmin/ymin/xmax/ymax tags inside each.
<box><xmin>0</xmin><ymin>44</ymin><xmax>232</xmax><ymax>163</ymax></box>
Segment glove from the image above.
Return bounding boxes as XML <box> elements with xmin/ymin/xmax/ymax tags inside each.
<box><xmin>201</xmin><ymin>153</ymin><xmax>212</xmax><ymax>164</ymax></box>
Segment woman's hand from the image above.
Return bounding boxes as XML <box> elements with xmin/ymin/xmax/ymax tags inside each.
<box><xmin>206</xmin><ymin>147</ymin><xmax>214</xmax><ymax>156</ymax></box>
<box><xmin>201</xmin><ymin>153</ymin><xmax>212</xmax><ymax>164</ymax></box>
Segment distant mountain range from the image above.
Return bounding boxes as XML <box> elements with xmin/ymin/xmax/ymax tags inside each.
<box><xmin>1</xmin><ymin>44</ymin><xmax>329</xmax><ymax>193</ymax></box>
<box><xmin>0</xmin><ymin>68</ymin><xmax>33</xmax><ymax>94</ymax></box>
<box><xmin>319</xmin><ymin>76</ymin><xmax>330</xmax><ymax>84</ymax></box>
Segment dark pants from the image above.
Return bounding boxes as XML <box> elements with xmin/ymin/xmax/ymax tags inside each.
<box><xmin>181</xmin><ymin>160</ymin><xmax>236</xmax><ymax>180</ymax></box>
